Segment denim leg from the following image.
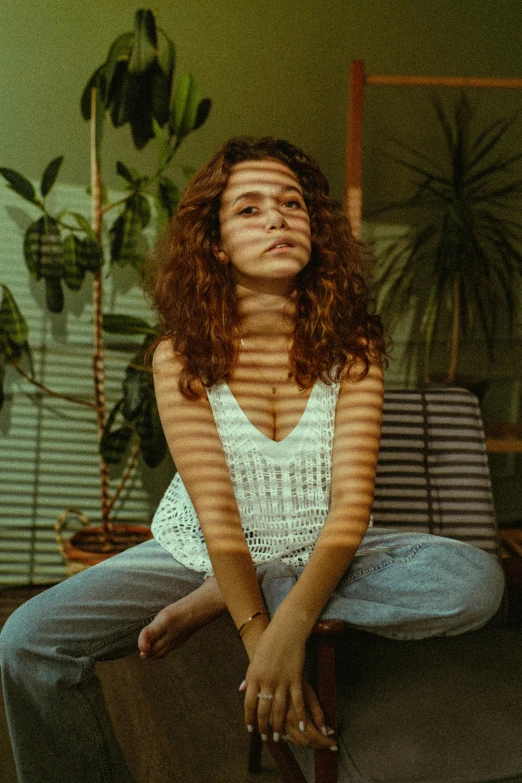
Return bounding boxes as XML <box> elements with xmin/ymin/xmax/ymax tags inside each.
<box><xmin>0</xmin><ymin>539</ymin><xmax>205</xmax><ymax>783</ymax></box>
<box><xmin>258</xmin><ymin>529</ymin><xmax>505</xmax><ymax>640</ymax></box>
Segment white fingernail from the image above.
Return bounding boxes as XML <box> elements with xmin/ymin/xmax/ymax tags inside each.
<box><xmin>239</xmin><ymin>679</ymin><xmax>246</xmax><ymax>691</ymax></box>
<box><xmin>299</xmin><ymin>721</ymin><xmax>305</xmax><ymax>732</ymax></box>
<box><xmin>329</xmin><ymin>745</ymin><xmax>338</xmax><ymax>752</ymax></box>
<box><xmin>247</xmin><ymin>724</ymin><xmax>254</xmax><ymax>733</ymax></box>
<box><xmin>261</xmin><ymin>733</ymin><xmax>268</xmax><ymax>742</ymax></box>
<box><xmin>273</xmin><ymin>732</ymin><xmax>280</xmax><ymax>742</ymax></box>
<box><xmin>321</xmin><ymin>726</ymin><xmax>328</xmax><ymax>736</ymax></box>
<box><xmin>327</xmin><ymin>728</ymin><xmax>335</xmax><ymax>736</ymax></box>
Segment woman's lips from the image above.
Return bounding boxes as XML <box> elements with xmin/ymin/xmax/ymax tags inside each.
<box><xmin>266</xmin><ymin>242</ymin><xmax>294</xmax><ymax>253</ymax></box>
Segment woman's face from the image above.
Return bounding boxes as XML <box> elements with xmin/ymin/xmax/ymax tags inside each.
<box><xmin>216</xmin><ymin>158</ymin><xmax>312</xmax><ymax>294</ymax></box>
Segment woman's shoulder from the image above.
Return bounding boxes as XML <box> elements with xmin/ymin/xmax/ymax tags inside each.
<box><xmin>152</xmin><ymin>337</ymin><xmax>180</xmax><ymax>371</ymax></box>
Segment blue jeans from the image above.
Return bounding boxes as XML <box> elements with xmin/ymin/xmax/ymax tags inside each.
<box><xmin>0</xmin><ymin>529</ymin><xmax>505</xmax><ymax>783</ymax></box>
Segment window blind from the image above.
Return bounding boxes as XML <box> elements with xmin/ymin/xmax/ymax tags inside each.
<box><xmin>0</xmin><ymin>182</ymin><xmax>174</xmax><ymax>585</ymax></box>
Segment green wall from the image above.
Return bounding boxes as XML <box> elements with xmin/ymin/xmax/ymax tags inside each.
<box><xmin>1</xmin><ymin>0</ymin><xmax>521</xmax><ymax>201</ymax></box>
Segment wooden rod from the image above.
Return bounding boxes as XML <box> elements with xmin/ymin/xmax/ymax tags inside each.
<box><xmin>345</xmin><ymin>59</ymin><xmax>365</xmax><ymax>238</ymax></box>
<box><xmin>365</xmin><ymin>74</ymin><xmax>522</xmax><ymax>90</ymax></box>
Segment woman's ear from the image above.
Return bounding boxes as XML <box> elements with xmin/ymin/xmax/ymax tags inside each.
<box><xmin>213</xmin><ymin>243</ymin><xmax>229</xmax><ymax>264</ymax></box>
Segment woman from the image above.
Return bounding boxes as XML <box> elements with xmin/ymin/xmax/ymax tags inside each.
<box><xmin>0</xmin><ymin>137</ymin><xmax>504</xmax><ymax>782</ymax></box>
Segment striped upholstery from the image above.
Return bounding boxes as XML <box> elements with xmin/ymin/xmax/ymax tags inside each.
<box><xmin>373</xmin><ymin>387</ymin><xmax>500</xmax><ymax>555</ymax></box>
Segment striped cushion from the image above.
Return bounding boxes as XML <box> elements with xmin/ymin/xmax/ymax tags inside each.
<box><xmin>373</xmin><ymin>387</ymin><xmax>499</xmax><ymax>555</ymax></box>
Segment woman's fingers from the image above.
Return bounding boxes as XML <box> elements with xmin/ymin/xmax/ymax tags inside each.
<box><xmin>270</xmin><ymin>689</ymin><xmax>289</xmax><ymax>740</ymax></box>
<box><xmin>244</xmin><ymin>678</ymin><xmax>276</xmax><ymax>738</ymax></box>
<box><xmin>243</xmin><ymin>679</ymin><xmax>260</xmax><ymax>733</ymax></box>
<box><xmin>282</xmin><ymin>721</ymin><xmax>337</xmax><ymax>750</ymax></box>
<box><xmin>281</xmin><ymin>683</ymin><xmax>337</xmax><ymax>750</ymax></box>
<box><xmin>289</xmin><ymin>684</ymin><xmax>307</xmax><ymax>732</ymax></box>
<box><xmin>256</xmin><ymin>689</ymin><xmax>275</xmax><ymax>739</ymax></box>
<box><xmin>303</xmin><ymin>681</ymin><xmax>326</xmax><ymax>733</ymax></box>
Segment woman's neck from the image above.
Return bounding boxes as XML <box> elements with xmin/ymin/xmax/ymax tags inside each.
<box><xmin>236</xmin><ymin>284</ymin><xmax>295</xmax><ymax>338</ymax></box>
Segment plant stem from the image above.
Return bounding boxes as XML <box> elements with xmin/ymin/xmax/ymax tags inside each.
<box><xmin>107</xmin><ymin>441</ymin><xmax>141</xmax><ymax>515</ymax></box>
<box><xmin>11</xmin><ymin>360</ymin><xmax>97</xmax><ymax>410</ymax></box>
<box><xmin>447</xmin><ymin>276</ymin><xmax>461</xmax><ymax>383</ymax></box>
<box><xmin>101</xmin><ymin>191</ymin><xmax>136</xmax><ymax>216</ymax></box>
<box><xmin>90</xmin><ymin>87</ymin><xmax>113</xmax><ymax>539</ymax></box>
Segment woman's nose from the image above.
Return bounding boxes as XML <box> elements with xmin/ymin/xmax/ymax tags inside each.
<box><xmin>266</xmin><ymin>207</ymin><xmax>287</xmax><ymax>230</ymax></box>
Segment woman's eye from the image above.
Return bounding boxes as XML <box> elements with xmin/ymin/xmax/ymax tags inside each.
<box><xmin>238</xmin><ymin>206</ymin><xmax>257</xmax><ymax>216</ymax></box>
<box><xmin>284</xmin><ymin>200</ymin><xmax>303</xmax><ymax>209</ymax></box>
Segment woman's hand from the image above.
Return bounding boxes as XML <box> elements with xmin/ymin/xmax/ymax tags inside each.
<box><xmin>242</xmin><ymin>619</ymin><xmax>306</xmax><ymax>740</ymax></box>
<box><xmin>281</xmin><ymin>682</ymin><xmax>337</xmax><ymax>750</ymax></box>
<box><xmin>240</xmin><ymin>621</ymin><xmax>336</xmax><ymax>750</ymax></box>
<box><xmin>240</xmin><ymin>671</ymin><xmax>336</xmax><ymax>750</ymax></box>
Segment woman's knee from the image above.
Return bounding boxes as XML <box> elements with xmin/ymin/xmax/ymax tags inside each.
<box><xmin>0</xmin><ymin>602</ymin><xmax>36</xmax><ymax>670</ymax></box>
<box><xmin>436</xmin><ymin>541</ymin><xmax>505</xmax><ymax>630</ymax></box>
<box><xmin>0</xmin><ymin>595</ymin><xmax>48</xmax><ymax>657</ymax></box>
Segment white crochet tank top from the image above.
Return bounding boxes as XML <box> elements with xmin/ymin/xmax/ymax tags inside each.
<box><xmin>152</xmin><ymin>378</ymin><xmax>341</xmax><ymax>576</ymax></box>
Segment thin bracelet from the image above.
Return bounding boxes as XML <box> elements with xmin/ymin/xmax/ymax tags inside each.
<box><xmin>237</xmin><ymin>610</ymin><xmax>268</xmax><ymax>637</ymax></box>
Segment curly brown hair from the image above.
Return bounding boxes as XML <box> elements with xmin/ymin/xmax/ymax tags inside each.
<box><xmin>147</xmin><ymin>136</ymin><xmax>385</xmax><ymax>398</ymax></box>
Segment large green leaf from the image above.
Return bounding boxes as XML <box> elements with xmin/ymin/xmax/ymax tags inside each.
<box><xmin>116</xmin><ymin>160</ymin><xmax>140</xmax><ymax>185</ymax></box>
<box><xmin>62</xmin><ymin>235</ymin><xmax>87</xmax><ymax>291</ymax></box>
<box><xmin>100</xmin><ymin>399</ymin><xmax>134</xmax><ymax>464</ymax></box>
<box><xmin>157</xmin><ymin>29</ymin><xmax>175</xmax><ymax>80</ymax></box>
<box><xmin>107</xmin><ymin>61</ymin><xmax>132</xmax><ymax>128</ymax></box>
<box><xmin>125</xmin><ymin>67</ymin><xmax>166</xmax><ymax>148</ymax></box>
<box><xmin>0</xmin><ymin>285</ymin><xmax>29</xmax><ymax>346</ymax></box>
<box><xmin>77</xmin><ymin>236</ymin><xmax>103</xmax><ymax>273</ymax></box>
<box><xmin>24</xmin><ymin>216</ymin><xmax>63</xmax><ymax>282</ymax></box>
<box><xmin>103</xmin><ymin>313</ymin><xmax>155</xmax><ymax>335</ymax></box>
<box><xmin>0</xmin><ymin>168</ymin><xmax>37</xmax><ymax>204</ymax></box>
<box><xmin>122</xmin><ymin>363</ymin><xmax>150</xmax><ymax>421</ymax></box>
<box><xmin>40</xmin><ymin>156</ymin><xmax>64</xmax><ymax>198</ymax></box>
<box><xmin>103</xmin><ymin>32</ymin><xmax>134</xmax><ymax>101</ymax></box>
<box><xmin>135</xmin><ymin>398</ymin><xmax>168</xmax><ymax>468</ymax></box>
<box><xmin>194</xmin><ymin>98</ymin><xmax>212</xmax><ymax>131</ymax></box>
<box><xmin>128</xmin><ymin>9</ymin><xmax>157</xmax><ymax>73</ymax></box>
<box><xmin>170</xmin><ymin>74</ymin><xmax>201</xmax><ymax>143</ymax></box>
<box><xmin>109</xmin><ymin>194</ymin><xmax>150</xmax><ymax>266</ymax></box>
<box><xmin>157</xmin><ymin>176</ymin><xmax>180</xmax><ymax>218</ymax></box>
<box><xmin>150</xmin><ymin>62</ymin><xmax>173</xmax><ymax>128</ymax></box>
<box><xmin>45</xmin><ymin>279</ymin><xmax>64</xmax><ymax>314</ymax></box>
<box><xmin>80</xmin><ymin>65</ymin><xmax>107</xmax><ymax>120</ymax></box>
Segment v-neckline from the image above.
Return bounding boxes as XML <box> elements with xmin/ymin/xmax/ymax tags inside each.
<box><xmin>222</xmin><ymin>379</ymin><xmax>319</xmax><ymax>444</ymax></box>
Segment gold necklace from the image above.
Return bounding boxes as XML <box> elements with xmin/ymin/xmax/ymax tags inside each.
<box><xmin>240</xmin><ymin>338</ymin><xmax>288</xmax><ymax>395</ymax></box>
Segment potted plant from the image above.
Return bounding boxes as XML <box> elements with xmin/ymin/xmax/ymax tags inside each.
<box><xmin>0</xmin><ymin>9</ymin><xmax>211</xmax><ymax>574</ymax></box>
<box><xmin>369</xmin><ymin>93</ymin><xmax>522</xmax><ymax>391</ymax></box>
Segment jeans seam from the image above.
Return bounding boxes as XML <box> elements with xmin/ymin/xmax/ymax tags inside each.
<box><xmin>72</xmin><ymin>682</ymin><xmax>115</xmax><ymax>782</ymax></box>
<box><xmin>342</xmin><ymin>543</ymin><xmax>428</xmax><ymax>585</ymax></box>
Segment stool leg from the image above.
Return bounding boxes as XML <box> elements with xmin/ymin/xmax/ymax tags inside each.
<box><xmin>248</xmin><ymin>728</ymin><xmax>263</xmax><ymax>773</ymax></box>
<box><xmin>314</xmin><ymin>635</ymin><xmax>338</xmax><ymax>783</ymax></box>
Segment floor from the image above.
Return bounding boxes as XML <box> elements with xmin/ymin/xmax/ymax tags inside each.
<box><xmin>0</xmin><ymin>586</ymin><xmax>284</xmax><ymax>783</ymax></box>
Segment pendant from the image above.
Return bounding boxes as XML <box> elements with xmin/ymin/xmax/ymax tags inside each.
<box><xmin>272</xmin><ymin>386</ymin><xmax>277</xmax><ymax>394</ymax></box>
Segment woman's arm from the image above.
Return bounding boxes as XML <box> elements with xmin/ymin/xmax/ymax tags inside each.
<box><xmin>274</xmin><ymin>358</ymin><xmax>383</xmax><ymax>632</ymax></box>
<box><xmin>152</xmin><ymin>340</ymin><xmax>269</xmax><ymax>659</ymax></box>
<box><xmin>243</xmin><ymin>358</ymin><xmax>384</xmax><ymax>739</ymax></box>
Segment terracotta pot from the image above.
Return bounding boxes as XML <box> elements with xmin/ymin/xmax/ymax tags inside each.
<box><xmin>55</xmin><ymin>509</ymin><xmax>153</xmax><ymax>577</ymax></box>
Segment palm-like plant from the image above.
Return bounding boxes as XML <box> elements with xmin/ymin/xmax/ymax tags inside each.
<box><xmin>370</xmin><ymin>94</ymin><xmax>522</xmax><ymax>384</ymax></box>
